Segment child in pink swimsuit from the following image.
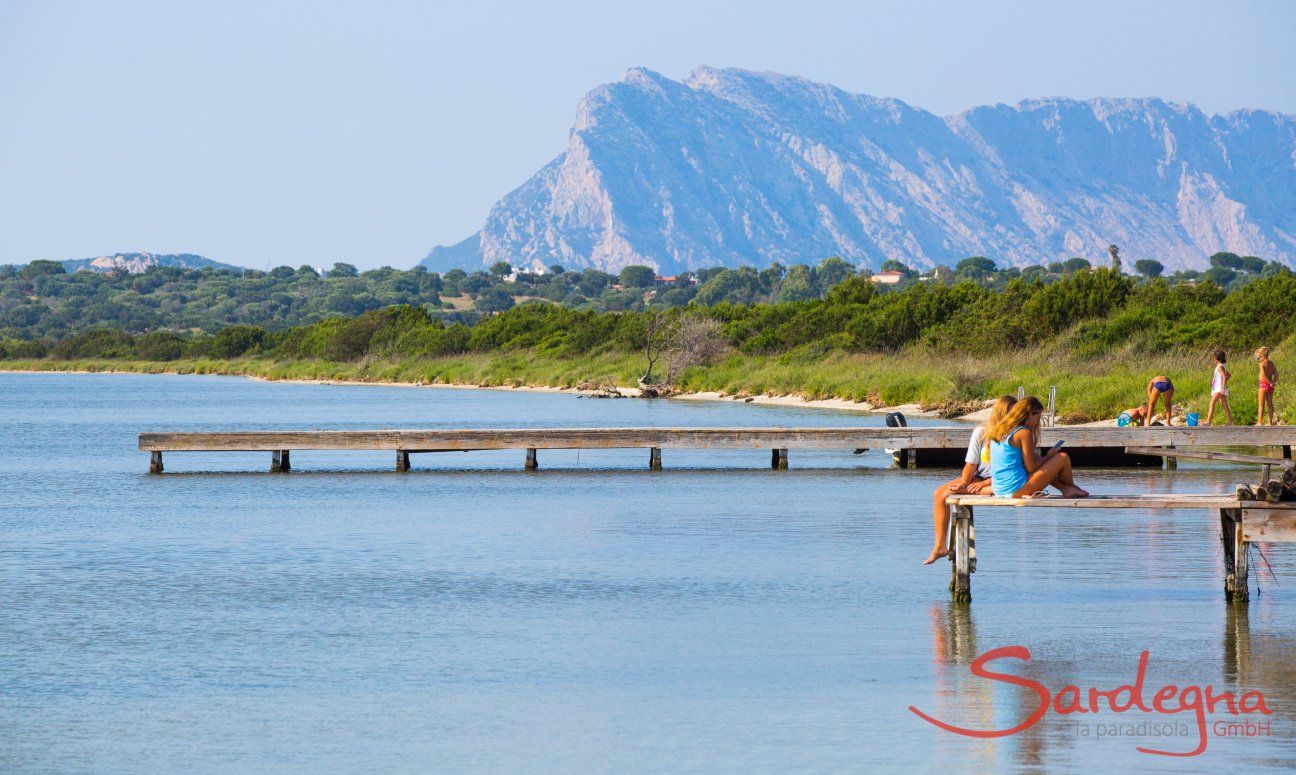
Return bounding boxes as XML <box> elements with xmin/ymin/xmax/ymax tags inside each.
<box><xmin>1256</xmin><ymin>347</ymin><xmax>1279</xmax><ymax>426</ymax></box>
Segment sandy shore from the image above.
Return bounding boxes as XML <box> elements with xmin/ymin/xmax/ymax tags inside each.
<box><xmin>3</xmin><ymin>365</ymin><xmax>981</xmax><ymax>420</ymax></box>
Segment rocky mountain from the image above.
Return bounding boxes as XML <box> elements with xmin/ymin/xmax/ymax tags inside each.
<box><xmin>422</xmin><ymin>67</ymin><xmax>1296</xmax><ymax>274</ymax></box>
<box><xmin>57</xmin><ymin>252</ymin><xmax>238</xmax><ymax>274</ymax></box>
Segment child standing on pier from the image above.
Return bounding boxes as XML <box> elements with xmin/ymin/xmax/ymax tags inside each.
<box><xmin>1144</xmin><ymin>375</ymin><xmax>1175</xmax><ymax>427</ymax></box>
<box><xmin>1206</xmin><ymin>350</ymin><xmax>1233</xmax><ymax>425</ymax></box>
<box><xmin>923</xmin><ymin>395</ymin><xmax>1017</xmax><ymax>565</ymax></box>
<box><xmin>1256</xmin><ymin>347</ymin><xmax>1280</xmax><ymax>426</ymax></box>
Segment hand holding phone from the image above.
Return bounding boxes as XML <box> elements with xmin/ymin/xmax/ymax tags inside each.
<box><xmin>1046</xmin><ymin>439</ymin><xmax>1065</xmax><ymax>455</ymax></box>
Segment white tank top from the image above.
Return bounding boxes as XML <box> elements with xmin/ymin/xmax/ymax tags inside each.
<box><xmin>1211</xmin><ymin>365</ymin><xmax>1227</xmax><ymax>395</ymax></box>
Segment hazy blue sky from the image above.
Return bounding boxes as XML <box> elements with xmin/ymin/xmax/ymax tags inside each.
<box><xmin>2</xmin><ymin>0</ymin><xmax>1293</xmax><ymax>269</ymax></box>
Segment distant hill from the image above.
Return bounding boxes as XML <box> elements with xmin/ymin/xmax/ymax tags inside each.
<box><xmin>58</xmin><ymin>252</ymin><xmax>239</xmax><ymax>274</ymax></box>
<box><xmin>422</xmin><ymin>67</ymin><xmax>1296</xmax><ymax>274</ymax></box>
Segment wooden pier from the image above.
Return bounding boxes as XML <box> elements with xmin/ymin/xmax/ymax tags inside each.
<box><xmin>138</xmin><ymin>425</ymin><xmax>1295</xmax><ymax>473</ymax></box>
<box><xmin>944</xmin><ymin>493</ymin><xmax>1296</xmax><ymax>604</ymax></box>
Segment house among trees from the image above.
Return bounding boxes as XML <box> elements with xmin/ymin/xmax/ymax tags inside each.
<box><xmin>869</xmin><ymin>270</ymin><xmax>905</xmax><ymax>285</ymax></box>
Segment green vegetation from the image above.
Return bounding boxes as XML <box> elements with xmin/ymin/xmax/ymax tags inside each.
<box><xmin>4</xmin><ymin>252</ymin><xmax>1287</xmax><ymax>340</ymax></box>
<box><xmin>3</xmin><ymin>264</ymin><xmax>1294</xmax><ymax>423</ymax></box>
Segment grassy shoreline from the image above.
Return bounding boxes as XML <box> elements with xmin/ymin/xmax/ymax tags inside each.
<box><xmin>4</xmin><ymin>349</ymin><xmax>1290</xmax><ymax>424</ymax></box>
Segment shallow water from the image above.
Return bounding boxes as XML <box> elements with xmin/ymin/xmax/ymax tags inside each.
<box><xmin>1</xmin><ymin>372</ymin><xmax>1294</xmax><ymax>772</ymax></box>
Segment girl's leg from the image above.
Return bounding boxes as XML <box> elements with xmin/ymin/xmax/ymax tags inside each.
<box><xmin>1014</xmin><ymin>453</ymin><xmax>1088</xmax><ymax>498</ymax></box>
<box><xmin>1224</xmin><ymin>397</ymin><xmax>1233</xmax><ymax>424</ymax></box>
<box><xmin>925</xmin><ymin>476</ymin><xmax>965</xmax><ymax>564</ymax></box>
<box><xmin>1163</xmin><ymin>388</ymin><xmax>1174</xmax><ymax>425</ymax></box>
<box><xmin>1257</xmin><ymin>388</ymin><xmax>1266</xmax><ymax>425</ymax></box>
<box><xmin>1206</xmin><ymin>394</ymin><xmax>1217</xmax><ymax>424</ymax></box>
<box><xmin>1144</xmin><ymin>387</ymin><xmax>1159</xmax><ymax>426</ymax></box>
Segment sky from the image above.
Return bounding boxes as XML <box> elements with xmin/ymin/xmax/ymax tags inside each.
<box><xmin>2</xmin><ymin>0</ymin><xmax>1294</xmax><ymax>270</ymax></box>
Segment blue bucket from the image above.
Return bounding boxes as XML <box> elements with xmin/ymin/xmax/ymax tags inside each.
<box><xmin>1186</xmin><ymin>412</ymin><xmax>1200</xmax><ymax>427</ymax></box>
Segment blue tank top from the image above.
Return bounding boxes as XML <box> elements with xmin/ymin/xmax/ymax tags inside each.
<box><xmin>990</xmin><ymin>426</ymin><xmax>1031</xmax><ymax>497</ymax></box>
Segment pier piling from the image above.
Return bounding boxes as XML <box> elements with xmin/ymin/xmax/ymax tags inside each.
<box><xmin>396</xmin><ymin>450</ymin><xmax>410</xmax><ymax>472</ymax></box>
<box><xmin>271</xmin><ymin>450</ymin><xmax>291</xmax><ymax>473</ymax></box>
<box><xmin>950</xmin><ymin>505</ymin><xmax>973</xmax><ymax>603</ymax></box>
<box><xmin>149</xmin><ymin>451</ymin><xmax>163</xmax><ymax>474</ymax></box>
<box><xmin>649</xmin><ymin>447</ymin><xmax>662</xmax><ymax>470</ymax></box>
<box><xmin>771</xmin><ymin>448</ymin><xmax>788</xmax><ymax>469</ymax></box>
<box><xmin>525</xmin><ymin>448</ymin><xmax>538</xmax><ymax>471</ymax></box>
<box><xmin>1221</xmin><ymin>508</ymin><xmax>1250</xmax><ymax>603</ymax></box>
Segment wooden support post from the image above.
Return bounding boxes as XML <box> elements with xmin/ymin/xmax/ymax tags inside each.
<box><xmin>271</xmin><ymin>449</ymin><xmax>291</xmax><ymax>473</ymax></box>
<box><xmin>893</xmin><ymin>449</ymin><xmax>909</xmax><ymax>468</ymax></box>
<box><xmin>1164</xmin><ymin>444</ymin><xmax>1177</xmax><ymax>470</ymax></box>
<box><xmin>649</xmin><ymin>447</ymin><xmax>662</xmax><ymax>470</ymax></box>
<box><xmin>149</xmin><ymin>450</ymin><xmax>163</xmax><ymax>474</ymax></box>
<box><xmin>396</xmin><ymin>450</ymin><xmax>410</xmax><ymax>472</ymax></box>
<box><xmin>1284</xmin><ymin>445</ymin><xmax>1293</xmax><ymax>460</ymax></box>
<box><xmin>771</xmin><ymin>448</ymin><xmax>788</xmax><ymax>469</ymax></box>
<box><xmin>1221</xmin><ymin>508</ymin><xmax>1249</xmax><ymax>604</ymax></box>
<box><xmin>525</xmin><ymin>447</ymin><xmax>538</xmax><ymax>471</ymax></box>
<box><xmin>950</xmin><ymin>505</ymin><xmax>973</xmax><ymax>603</ymax></box>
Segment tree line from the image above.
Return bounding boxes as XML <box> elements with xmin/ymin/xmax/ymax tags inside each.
<box><xmin>5</xmin><ymin>266</ymin><xmax>1293</xmax><ymax>364</ymax></box>
<box><xmin>3</xmin><ymin>251</ymin><xmax>1284</xmax><ymax>342</ymax></box>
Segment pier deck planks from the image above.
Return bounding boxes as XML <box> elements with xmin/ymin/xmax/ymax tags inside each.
<box><xmin>139</xmin><ymin>425</ymin><xmax>1296</xmax><ymax>453</ymax></box>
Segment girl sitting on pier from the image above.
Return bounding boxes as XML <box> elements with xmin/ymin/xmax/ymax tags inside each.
<box><xmin>924</xmin><ymin>395</ymin><xmax>1017</xmax><ymax>565</ymax></box>
<box><xmin>988</xmin><ymin>396</ymin><xmax>1089</xmax><ymax>499</ymax></box>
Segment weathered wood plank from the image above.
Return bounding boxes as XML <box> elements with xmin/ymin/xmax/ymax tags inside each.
<box><xmin>1125</xmin><ymin>446</ymin><xmax>1296</xmax><ymax>468</ymax></box>
<box><xmin>138</xmin><ymin>425</ymin><xmax>1296</xmax><ymax>452</ymax></box>
<box><xmin>1242</xmin><ymin>509</ymin><xmax>1296</xmax><ymax>543</ymax></box>
<box><xmin>946</xmin><ymin>493</ymin><xmax>1259</xmax><ymax>509</ymax></box>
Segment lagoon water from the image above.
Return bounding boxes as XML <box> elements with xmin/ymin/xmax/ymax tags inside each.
<box><xmin>2</xmin><ymin>372</ymin><xmax>1295</xmax><ymax>772</ymax></box>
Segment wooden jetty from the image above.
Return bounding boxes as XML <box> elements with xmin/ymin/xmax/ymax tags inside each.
<box><xmin>944</xmin><ymin>493</ymin><xmax>1296</xmax><ymax>605</ymax></box>
<box><xmin>138</xmin><ymin>425</ymin><xmax>1295</xmax><ymax>473</ymax></box>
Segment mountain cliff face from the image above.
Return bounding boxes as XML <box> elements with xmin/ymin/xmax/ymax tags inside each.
<box><xmin>422</xmin><ymin>67</ymin><xmax>1296</xmax><ymax>273</ymax></box>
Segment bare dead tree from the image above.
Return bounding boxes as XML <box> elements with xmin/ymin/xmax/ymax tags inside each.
<box><xmin>666</xmin><ymin>316</ymin><xmax>724</xmax><ymax>384</ymax></box>
<box><xmin>639</xmin><ymin>312</ymin><xmax>726</xmax><ymax>395</ymax></box>
<box><xmin>639</xmin><ymin>309</ymin><xmax>675</xmax><ymax>389</ymax></box>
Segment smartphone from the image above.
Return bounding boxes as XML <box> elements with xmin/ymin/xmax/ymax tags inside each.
<box><xmin>1048</xmin><ymin>440</ymin><xmax>1065</xmax><ymax>453</ymax></box>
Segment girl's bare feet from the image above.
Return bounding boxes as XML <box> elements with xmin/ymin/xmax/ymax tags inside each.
<box><xmin>923</xmin><ymin>547</ymin><xmax>948</xmax><ymax>565</ymax></box>
<box><xmin>1059</xmin><ymin>485</ymin><xmax>1089</xmax><ymax>498</ymax></box>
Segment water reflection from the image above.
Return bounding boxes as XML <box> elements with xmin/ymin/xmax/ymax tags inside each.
<box><xmin>930</xmin><ymin>601</ymin><xmax>978</xmax><ymax>665</ymax></box>
<box><xmin>1224</xmin><ymin>604</ymin><xmax>1251</xmax><ymax>684</ymax></box>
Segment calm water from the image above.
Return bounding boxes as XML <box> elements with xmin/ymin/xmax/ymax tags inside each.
<box><xmin>2</xmin><ymin>372</ymin><xmax>1294</xmax><ymax>773</ymax></box>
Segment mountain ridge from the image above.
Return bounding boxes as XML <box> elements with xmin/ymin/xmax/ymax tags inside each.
<box><xmin>422</xmin><ymin>67</ymin><xmax>1296</xmax><ymax>274</ymax></box>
